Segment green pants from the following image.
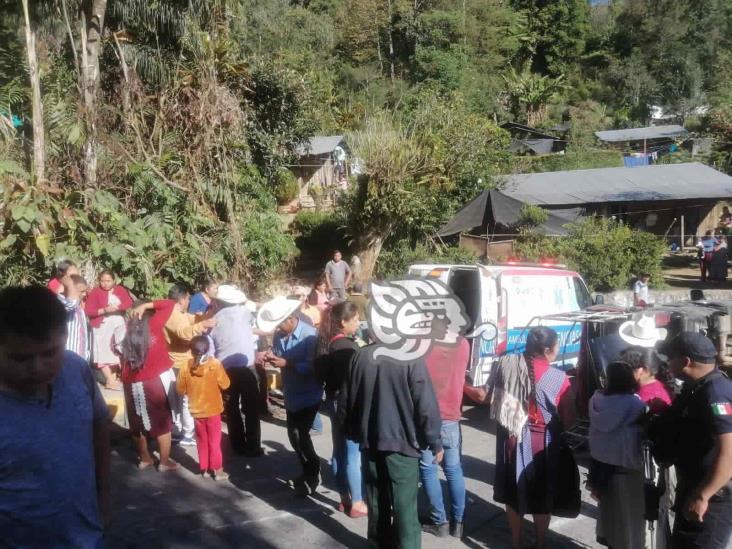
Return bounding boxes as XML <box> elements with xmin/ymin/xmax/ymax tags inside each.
<box><xmin>363</xmin><ymin>451</ymin><xmax>421</xmax><ymax>549</ymax></box>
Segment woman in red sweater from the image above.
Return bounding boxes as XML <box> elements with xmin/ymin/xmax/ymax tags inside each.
<box><xmin>85</xmin><ymin>271</ymin><xmax>133</xmax><ymax>389</ymax></box>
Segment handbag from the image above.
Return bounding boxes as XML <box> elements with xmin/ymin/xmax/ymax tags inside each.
<box><xmin>552</xmin><ymin>437</ymin><xmax>582</xmax><ymax>518</ymax></box>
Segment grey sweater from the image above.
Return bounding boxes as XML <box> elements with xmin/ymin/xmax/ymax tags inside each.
<box><xmin>342</xmin><ymin>346</ymin><xmax>443</xmax><ymax>458</ymax></box>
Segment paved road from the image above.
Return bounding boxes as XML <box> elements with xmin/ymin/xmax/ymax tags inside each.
<box><xmin>105</xmin><ymin>404</ymin><xmax>602</xmax><ymax>548</ymax></box>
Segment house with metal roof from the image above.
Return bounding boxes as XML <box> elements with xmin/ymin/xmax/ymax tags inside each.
<box><xmin>439</xmin><ymin>162</ymin><xmax>732</xmax><ymax>249</ymax></box>
<box><xmin>290</xmin><ymin>135</ymin><xmax>350</xmax><ymax>209</ymax></box>
<box><xmin>501</xmin><ymin>122</ymin><xmax>566</xmax><ymax>155</ymax></box>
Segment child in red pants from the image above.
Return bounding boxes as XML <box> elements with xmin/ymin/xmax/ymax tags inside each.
<box><xmin>176</xmin><ymin>336</ymin><xmax>231</xmax><ymax>479</ymax></box>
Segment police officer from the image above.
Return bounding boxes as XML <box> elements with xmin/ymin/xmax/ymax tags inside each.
<box><xmin>651</xmin><ymin>332</ymin><xmax>732</xmax><ymax>548</ymax></box>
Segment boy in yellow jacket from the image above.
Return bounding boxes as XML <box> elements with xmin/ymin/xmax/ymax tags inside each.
<box><xmin>176</xmin><ymin>336</ymin><xmax>230</xmax><ymax>479</ymax></box>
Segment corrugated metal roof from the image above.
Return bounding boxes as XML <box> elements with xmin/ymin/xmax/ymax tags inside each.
<box><xmin>595</xmin><ymin>125</ymin><xmax>688</xmax><ymax>142</ymax></box>
<box><xmin>500</xmin><ymin>162</ymin><xmax>732</xmax><ymax>206</ymax></box>
<box><xmin>296</xmin><ymin>135</ymin><xmax>346</xmax><ymax>156</ymax></box>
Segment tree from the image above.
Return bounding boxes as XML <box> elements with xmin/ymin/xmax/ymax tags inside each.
<box><xmin>21</xmin><ymin>0</ymin><xmax>45</xmax><ymax>182</ymax></box>
<box><xmin>345</xmin><ymin>113</ymin><xmax>430</xmax><ymax>280</ymax></box>
<box><xmin>79</xmin><ymin>0</ymin><xmax>107</xmax><ymax>187</ymax></box>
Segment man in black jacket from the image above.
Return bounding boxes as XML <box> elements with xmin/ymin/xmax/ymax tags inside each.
<box><xmin>343</xmin><ymin>347</ymin><xmax>443</xmax><ymax>549</ymax></box>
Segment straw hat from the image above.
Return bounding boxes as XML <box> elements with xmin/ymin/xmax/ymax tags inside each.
<box><xmin>216</xmin><ymin>284</ymin><xmax>249</xmax><ymax>305</ymax></box>
<box><xmin>256</xmin><ymin>296</ymin><xmax>302</xmax><ymax>333</ymax></box>
<box><xmin>618</xmin><ymin>314</ymin><xmax>667</xmax><ymax>348</ymax></box>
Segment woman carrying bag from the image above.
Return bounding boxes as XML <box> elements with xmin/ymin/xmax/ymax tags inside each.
<box><xmin>466</xmin><ymin>326</ymin><xmax>579</xmax><ymax>549</ymax></box>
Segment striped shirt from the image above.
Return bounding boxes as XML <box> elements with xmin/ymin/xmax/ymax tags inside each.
<box><xmin>58</xmin><ymin>295</ymin><xmax>90</xmax><ymax>362</ymax></box>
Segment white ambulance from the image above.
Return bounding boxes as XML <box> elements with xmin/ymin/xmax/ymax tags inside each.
<box><xmin>407</xmin><ymin>262</ymin><xmax>594</xmax><ymax>386</ymax></box>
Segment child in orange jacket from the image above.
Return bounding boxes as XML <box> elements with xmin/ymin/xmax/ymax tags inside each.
<box><xmin>176</xmin><ymin>335</ymin><xmax>231</xmax><ymax>479</ymax></box>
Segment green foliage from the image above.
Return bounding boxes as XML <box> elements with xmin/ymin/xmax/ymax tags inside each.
<box><xmin>290</xmin><ymin>210</ymin><xmax>349</xmax><ymax>260</ymax></box>
<box><xmin>516</xmin><ymin>217</ymin><xmax>667</xmax><ymax>292</ymax></box>
<box><xmin>516</xmin><ymin>204</ymin><xmax>549</xmax><ymax>229</ymax></box>
<box><xmin>272</xmin><ymin>169</ymin><xmax>299</xmax><ymax>205</ymax></box>
<box><xmin>376</xmin><ymin>240</ymin><xmax>478</xmax><ymax>280</ymax></box>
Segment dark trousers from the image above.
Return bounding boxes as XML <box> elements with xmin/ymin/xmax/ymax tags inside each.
<box><xmin>672</xmin><ymin>494</ymin><xmax>732</xmax><ymax>549</ymax></box>
<box><xmin>700</xmin><ymin>252</ymin><xmax>713</xmax><ymax>281</ymax></box>
<box><xmin>224</xmin><ymin>367</ymin><xmax>261</xmax><ymax>453</ymax></box>
<box><xmin>363</xmin><ymin>450</ymin><xmax>421</xmax><ymax>549</ymax></box>
<box><xmin>286</xmin><ymin>403</ymin><xmax>321</xmax><ymax>479</ymax></box>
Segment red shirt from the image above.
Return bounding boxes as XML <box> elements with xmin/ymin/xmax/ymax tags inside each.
<box><xmin>47</xmin><ymin>278</ymin><xmax>63</xmax><ymax>294</ymax></box>
<box><xmin>637</xmin><ymin>379</ymin><xmax>672</xmax><ymax>414</ymax></box>
<box><xmin>425</xmin><ymin>338</ymin><xmax>470</xmax><ymax>421</ymax></box>
<box><xmin>84</xmin><ymin>285</ymin><xmax>134</xmax><ymax>328</ymax></box>
<box><xmin>121</xmin><ymin>300</ymin><xmax>176</xmax><ymax>383</ymax></box>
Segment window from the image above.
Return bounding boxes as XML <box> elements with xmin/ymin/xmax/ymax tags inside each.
<box><xmin>573</xmin><ymin>277</ymin><xmax>592</xmax><ymax>310</ymax></box>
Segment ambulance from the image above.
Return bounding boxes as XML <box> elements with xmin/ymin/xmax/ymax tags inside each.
<box><xmin>407</xmin><ymin>262</ymin><xmax>594</xmax><ymax>386</ymax></box>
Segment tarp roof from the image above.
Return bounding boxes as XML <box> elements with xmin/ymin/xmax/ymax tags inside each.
<box><xmin>296</xmin><ymin>135</ymin><xmax>346</xmax><ymax>156</ymax></box>
<box><xmin>500</xmin><ymin>162</ymin><xmax>732</xmax><ymax>206</ymax></box>
<box><xmin>595</xmin><ymin>124</ymin><xmax>688</xmax><ymax>142</ymax></box>
<box><xmin>501</xmin><ymin>122</ymin><xmax>559</xmax><ymax>141</ymax></box>
<box><xmin>437</xmin><ymin>189</ymin><xmax>582</xmax><ymax>237</ymax></box>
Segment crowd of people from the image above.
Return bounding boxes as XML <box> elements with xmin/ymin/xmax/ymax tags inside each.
<box><xmin>1</xmin><ymin>250</ymin><xmax>732</xmax><ymax>549</ymax></box>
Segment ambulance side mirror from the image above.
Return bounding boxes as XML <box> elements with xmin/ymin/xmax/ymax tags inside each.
<box><xmin>593</xmin><ymin>294</ymin><xmax>605</xmax><ymax>305</ymax></box>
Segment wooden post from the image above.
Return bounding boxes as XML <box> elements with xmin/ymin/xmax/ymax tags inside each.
<box><xmin>681</xmin><ymin>215</ymin><xmax>685</xmax><ymax>250</ymax></box>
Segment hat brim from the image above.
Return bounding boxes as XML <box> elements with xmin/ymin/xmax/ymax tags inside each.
<box><xmin>256</xmin><ymin>300</ymin><xmax>301</xmax><ymax>334</ymax></box>
<box><xmin>618</xmin><ymin>320</ymin><xmax>667</xmax><ymax>348</ymax></box>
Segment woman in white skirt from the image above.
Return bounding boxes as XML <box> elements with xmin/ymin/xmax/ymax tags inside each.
<box><xmin>84</xmin><ymin>270</ymin><xmax>133</xmax><ymax>389</ymax></box>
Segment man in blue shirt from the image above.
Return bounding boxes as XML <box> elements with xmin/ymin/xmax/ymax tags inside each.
<box><xmin>188</xmin><ymin>277</ymin><xmax>219</xmax><ymax>314</ymax></box>
<box><xmin>0</xmin><ymin>286</ymin><xmax>111</xmax><ymax>547</ymax></box>
<box><xmin>258</xmin><ymin>296</ymin><xmax>322</xmax><ymax>496</ymax></box>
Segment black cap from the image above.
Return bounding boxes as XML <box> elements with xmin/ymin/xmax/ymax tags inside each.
<box><xmin>656</xmin><ymin>331</ymin><xmax>717</xmax><ymax>363</ymax></box>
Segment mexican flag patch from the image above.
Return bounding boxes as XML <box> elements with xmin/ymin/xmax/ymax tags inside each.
<box><xmin>711</xmin><ymin>402</ymin><xmax>732</xmax><ymax>415</ymax></box>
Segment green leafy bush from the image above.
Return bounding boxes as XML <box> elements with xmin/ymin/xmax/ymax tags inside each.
<box><xmin>272</xmin><ymin>170</ymin><xmax>300</xmax><ymax>205</ymax></box>
<box><xmin>290</xmin><ymin>210</ymin><xmax>349</xmax><ymax>260</ymax></box>
<box><xmin>376</xmin><ymin>240</ymin><xmax>478</xmax><ymax>280</ymax></box>
<box><xmin>516</xmin><ymin>217</ymin><xmax>666</xmax><ymax>291</ymax></box>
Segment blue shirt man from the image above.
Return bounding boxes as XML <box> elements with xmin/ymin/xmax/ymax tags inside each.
<box><xmin>260</xmin><ymin>297</ymin><xmax>322</xmax><ymax>496</ymax></box>
<box><xmin>0</xmin><ymin>286</ymin><xmax>111</xmax><ymax>548</ymax></box>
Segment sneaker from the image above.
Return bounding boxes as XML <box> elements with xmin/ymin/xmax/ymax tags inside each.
<box><xmin>450</xmin><ymin>521</ymin><xmax>464</xmax><ymax>539</ymax></box>
<box><xmin>421</xmin><ymin>522</ymin><xmax>449</xmax><ymax>537</ymax></box>
<box><xmin>179</xmin><ymin>436</ymin><xmax>197</xmax><ymax>447</ymax></box>
<box><xmin>213</xmin><ymin>470</ymin><xmax>229</xmax><ymax>481</ymax></box>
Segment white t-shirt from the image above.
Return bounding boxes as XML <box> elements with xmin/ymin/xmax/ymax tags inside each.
<box><xmin>634</xmin><ymin>280</ymin><xmax>649</xmax><ymax>303</ymax></box>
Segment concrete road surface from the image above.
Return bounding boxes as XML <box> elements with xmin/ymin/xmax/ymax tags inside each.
<box><xmin>105</xmin><ymin>404</ymin><xmax>602</xmax><ymax>548</ymax></box>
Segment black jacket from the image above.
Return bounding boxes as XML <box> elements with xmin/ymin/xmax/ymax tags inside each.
<box><xmin>315</xmin><ymin>336</ymin><xmax>359</xmax><ymax>398</ymax></box>
<box><xmin>341</xmin><ymin>345</ymin><xmax>443</xmax><ymax>458</ymax></box>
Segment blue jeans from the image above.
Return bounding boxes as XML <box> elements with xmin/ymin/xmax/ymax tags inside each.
<box><xmin>419</xmin><ymin>420</ymin><xmax>465</xmax><ymax>524</ymax></box>
<box><xmin>326</xmin><ymin>397</ymin><xmax>363</xmax><ymax>502</ymax></box>
<box><xmin>311</xmin><ymin>411</ymin><xmax>323</xmax><ymax>433</ymax></box>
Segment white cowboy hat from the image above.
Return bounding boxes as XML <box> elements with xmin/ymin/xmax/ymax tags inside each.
<box><xmin>216</xmin><ymin>284</ymin><xmax>248</xmax><ymax>305</ymax></box>
<box><xmin>618</xmin><ymin>314</ymin><xmax>667</xmax><ymax>347</ymax></box>
<box><xmin>256</xmin><ymin>296</ymin><xmax>302</xmax><ymax>334</ymax></box>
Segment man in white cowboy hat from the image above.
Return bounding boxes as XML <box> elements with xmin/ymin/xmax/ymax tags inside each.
<box><xmin>209</xmin><ymin>285</ymin><xmax>262</xmax><ymax>457</ymax></box>
<box><xmin>258</xmin><ymin>296</ymin><xmax>322</xmax><ymax>496</ymax></box>
<box><xmin>618</xmin><ymin>313</ymin><xmax>667</xmax><ymax>348</ymax></box>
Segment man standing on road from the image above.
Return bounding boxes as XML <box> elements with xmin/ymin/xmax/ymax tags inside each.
<box><xmin>0</xmin><ymin>286</ymin><xmax>111</xmax><ymax>546</ymax></box>
<box><xmin>325</xmin><ymin>250</ymin><xmax>351</xmax><ymax>301</ymax></box>
<box><xmin>419</xmin><ymin>335</ymin><xmax>470</xmax><ymax>539</ymax></box>
<box><xmin>342</xmin><ymin>346</ymin><xmax>444</xmax><ymax>549</ymax></box>
<box><xmin>258</xmin><ymin>296</ymin><xmax>322</xmax><ymax>497</ymax></box>
<box><xmin>651</xmin><ymin>332</ymin><xmax>732</xmax><ymax>549</ymax></box>
<box><xmin>210</xmin><ymin>285</ymin><xmax>263</xmax><ymax>456</ymax></box>
<box><xmin>164</xmin><ymin>284</ymin><xmax>216</xmax><ymax>446</ymax></box>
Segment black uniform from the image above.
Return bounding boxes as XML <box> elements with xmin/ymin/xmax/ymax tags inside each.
<box><xmin>651</xmin><ymin>369</ymin><xmax>732</xmax><ymax>548</ymax></box>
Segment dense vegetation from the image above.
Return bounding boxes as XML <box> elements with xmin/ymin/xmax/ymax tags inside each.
<box><xmin>2</xmin><ymin>0</ymin><xmax>731</xmax><ymax>294</ymax></box>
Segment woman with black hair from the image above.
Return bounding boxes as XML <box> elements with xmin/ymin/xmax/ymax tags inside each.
<box><xmin>47</xmin><ymin>259</ymin><xmax>78</xmax><ymax>295</ymax></box>
<box><xmin>589</xmin><ymin>361</ymin><xmax>647</xmax><ymax>549</ymax></box>
<box><xmin>466</xmin><ymin>326</ymin><xmax>575</xmax><ymax>549</ymax></box>
<box><xmin>316</xmin><ymin>301</ymin><xmax>367</xmax><ymax>518</ymax></box>
<box><xmin>621</xmin><ymin>346</ymin><xmax>673</xmax><ymax>413</ymax></box>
